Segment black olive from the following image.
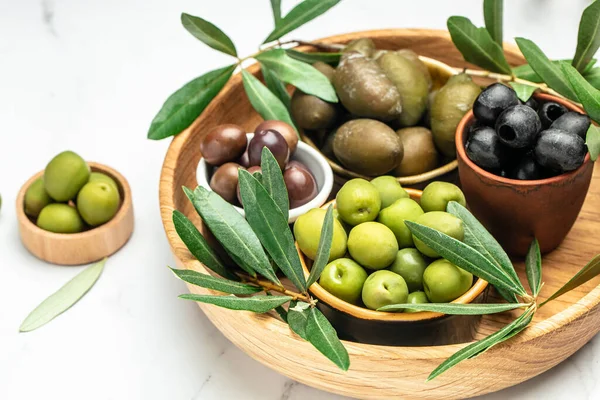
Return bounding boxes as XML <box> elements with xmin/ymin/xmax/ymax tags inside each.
<box><xmin>495</xmin><ymin>105</ymin><xmax>542</xmax><ymax>149</ymax></box>
<box><xmin>534</xmin><ymin>128</ymin><xmax>586</xmax><ymax>172</ymax></box>
<box><xmin>524</xmin><ymin>96</ymin><xmax>539</xmax><ymax>111</ymax></box>
<box><xmin>550</xmin><ymin>111</ymin><xmax>591</xmax><ymax>140</ymax></box>
<box><xmin>538</xmin><ymin>101</ymin><xmax>567</xmax><ymax>128</ymax></box>
<box><xmin>473</xmin><ymin>83</ymin><xmax>520</xmax><ymax>126</ymax></box>
<box><xmin>465</xmin><ymin>126</ymin><xmax>510</xmax><ymax>169</ymax></box>
<box><xmin>509</xmin><ymin>156</ymin><xmax>547</xmax><ymax>180</ymax></box>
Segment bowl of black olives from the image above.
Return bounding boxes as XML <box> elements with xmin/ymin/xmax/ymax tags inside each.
<box><xmin>456</xmin><ymin>85</ymin><xmax>594</xmax><ymax>256</ymax></box>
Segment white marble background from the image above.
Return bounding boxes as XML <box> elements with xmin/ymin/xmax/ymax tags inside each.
<box><xmin>1</xmin><ymin>0</ymin><xmax>598</xmax><ymax>399</ymax></box>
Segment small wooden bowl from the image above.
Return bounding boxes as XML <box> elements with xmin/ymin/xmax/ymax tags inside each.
<box><xmin>17</xmin><ymin>162</ymin><xmax>134</xmax><ymax>265</ymax></box>
<box><xmin>300</xmin><ymin>56</ymin><xmax>459</xmax><ymax>190</ymax></box>
<box><xmin>456</xmin><ymin>93</ymin><xmax>594</xmax><ymax>256</ymax></box>
<box><xmin>298</xmin><ymin>189</ymin><xmax>489</xmax><ymax>346</ymax></box>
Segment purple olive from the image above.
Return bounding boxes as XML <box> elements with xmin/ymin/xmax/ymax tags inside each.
<box><xmin>255</xmin><ymin>120</ymin><xmax>298</xmax><ymax>154</ymax></box>
<box><xmin>210</xmin><ymin>162</ymin><xmax>243</xmax><ymax>204</ymax></box>
<box><xmin>248</xmin><ymin>129</ymin><xmax>290</xmax><ymax>170</ymax></box>
<box><xmin>284</xmin><ymin>164</ymin><xmax>318</xmax><ymax>209</ymax></box>
<box><xmin>200</xmin><ymin>124</ymin><xmax>247</xmax><ymax>166</ymax></box>
<box><xmin>237</xmin><ymin>150</ymin><xmax>250</xmax><ymax>168</ymax></box>
<box><xmin>237</xmin><ymin>166</ymin><xmax>262</xmax><ymax>206</ymax></box>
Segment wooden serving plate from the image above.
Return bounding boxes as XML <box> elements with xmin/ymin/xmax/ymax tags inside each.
<box><xmin>159</xmin><ymin>29</ymin><xmax>600</xmax><ymax>399</ymax></box>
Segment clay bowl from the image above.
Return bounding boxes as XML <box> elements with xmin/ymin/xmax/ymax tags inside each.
<box><xmin>17</xmin><ymin>162</ymin><xmax>134</xmax><ymax>265</ymax></box>
<box><xmin>297</xmin><ymin>189</ymin><xmax>489</xmax><ymax>346</ymax></box>
<box><xmin>300</xmin><ymin>56</ymin><xmax>459</xmax><ymax>190</ymax></box>
<box><xmin>456</xmin><ymin>93</ymin><xmax>594</xmax><ymax>256</ymax></box>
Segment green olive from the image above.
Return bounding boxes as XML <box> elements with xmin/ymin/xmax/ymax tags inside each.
<box><xmin>423</xmin><ymin>259</ymin><xmax>473</xmax><ymax>303</ymax></box>
<box><xmin>24</xmin><ymin>178</ymin><xmax>53</xmax><ymax>218</ymax></box>
<box><xmin>404</xmin><ymin>290</ymin><xmax>430</xmax><ymax>313</ymax></box>
<box><xmin>396</xmin><ymin>49</ymin><xmax>432</xmax><ymax>89</ymax></box>
<box><xmin>413</xmin><ymin>211</ymin><xmax>464</xmax><ymax>258</ymax></box>
<box><xmin>420</xmin><ymin>181</ymin><xmax>466</xmax><ymax>213</ymax></box>
<box><xmin>76</xmin><ymin>181</ymin><xmax>121</xmax><ymax>226</ymax></box>
<box><xmin>44</xmin><ymin>151</ymin><xmax>90</xmax><ymax>202</ymax></box>
<box><xmin>37</xmin><ymin>204</ymin><xmax>85</xmax><ymax>234</ymax></box>
<box><xmin>394</xmin><ymin>127</ymin><xmax>439</xmax><ymax>176</ymax></box>
<box><xmin>89</xmin><ymin>172</ymin><xmax>119</xmax><ymax>194</ymax></box>
<box><xmin>389</xmin><ymin>248</ymin><xmax>428</xmax><ymax>292</ymax></box>
<box><xmin>343</xmin><ymin>38</ymin><xmax>376</xmax><ymax>57</ymax></box>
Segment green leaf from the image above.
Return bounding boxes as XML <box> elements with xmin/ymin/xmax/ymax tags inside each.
<box><xmin>405</xmin><ymin>221</ymin><xmax>526</xmax><ymax>296</ymax></box>
<box><xmin>261</xmin><ymin>65</ymin><xmax>291</xmax><ymax>110</ymax></box>
<box><xmin>483</xmin><ymin>0</ymin><xmax>503</xmax><ymax>46</ymax></box>
<box><xmin>285</xmin><ymin>49</ymin><xmax>342</xmax><ymax>65</ymax></box>
<box><xmin>263</xmin><ymin>0</ymin><xmax>341</xmax><ymax>43</ymax></box>
<box><xmin>496</xmin><ymin>287</ymin><xmax>519</xmax><ymax>303</ymax></box>
<box><xmin>20</xmin><ymin>259</ymin><xmax>106</xmax><ymax>332</ymax></box>
<box><xmin>541</xmin><ymin>254</ymin><xmax>600</xmax><ymax>306</ymax></box>
<box><xmin>586</xmin><ymin>124</ymin><xmax>600</xmax><ymax>161</ymax></box>
<box><xmin>525</xmin><ymin>239</ymin><xmax>542</xmax><ymax>297</ymax></box>
<box><xmin>180</xmin><ymin>13</ymin><xmax>237</xmax><ymax>56</ymax></box>
<box><xmin>305</xmin><ymin>307</ymin><xmax>350</xmax><ymax>371</ymax></box>
<box><xmin>241</xmin><ymin>69</ymin><xmax>296</xmax><ymax>130</ymax></box>
<box><xmin>270</xmin><ymin>0</ymin><xmax>282</xmax><ymax>25</ymax></box>
<box><xmin>266</xmin><ymin>292</ymin><xmax>288</xmax><ymax>321</ymax></box>
<box><xmin>515</xmin><ymin>38</ymin><xmax>578</xmax><ymax>101</ymax></box>
<box><xmin>184</xmin><ymin>186</ymin><xmax>280</xmax><ymax>284</ymax></box>
<box><xmin>148</xmin><ymin>65</ymin><xmax>235</xmax><ymax>140</ymax></box>
<box><xmin>180</xmin><ymin>294</ymin><xmax>291</xmax><ymax>313</ymax></box>
<box><xmin>172</xmin><ymin>210</ymin><xmax>237</xmax><ymax>280</ymax></box>
<box><xmin>512</xmin><ymin>64</ymin><xmax>544</xmax><ymax>83</ymax></box>
<box><xmin>169</xmin><ymin>268</ymin><xmax>261</xmax><ymax>295</ymax></box>
<box><xmin>287</xmin><ymin>300</ymin><xmax>311</xmax><ymax>339</ymax></box>
<box><xmin>584</xmin><ymin>67</ymin><xmax>600</xmax><ymax>90</ymax></box>
<box><xmin>238</xmin><ymin>170</ymin><xmax>307</xmax><ymax>292</ymax></box>
<box><xmin>561</xmin><ymin>62</ymin><xmax>600</xmax><ymax>121</ymax></box>
<box><xmin>572</xmin><ymin>0</ymin><xmax>600</xmax><ymax>72</ymax></box>
<box><xmin>306</xmin><ymin>204</ymin><xmax>334</xmax><ymax>287</ymax></box>
<box><xmin>509</xmin><ymin>82</ymin><xmax>537</xmax><ymax>102</ymax></box>
<box><xmin>255</xmin><ymin>49</ymin><xmax>337</xmax><ymax>102</ymax></box>
<box><xmin>378</xmin><ymin>302</ymin><xmax>528</xmax><ymax>314</ymax></box>
<box><xmin>260</xmin><ymin>147</ymin><xmax>289</xmax><ymax>219</ymax></box>
<box><xmin>447</xmin><ymin>16</ymin><xmax>511</xmax><ymax>74</ymax></box>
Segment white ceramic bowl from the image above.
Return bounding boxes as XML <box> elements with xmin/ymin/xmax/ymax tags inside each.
<box><xmin>197</xmin><ymin>133</ymin><xmax>334</xmax><ymax>223</ymax></box>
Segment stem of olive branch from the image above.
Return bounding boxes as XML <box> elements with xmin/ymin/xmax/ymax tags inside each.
<box><xmin>239</xmin><ymin>273</ymin><xmax>314</xmax><ymax>304</ymax></box>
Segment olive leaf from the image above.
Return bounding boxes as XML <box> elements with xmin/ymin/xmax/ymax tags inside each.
<box><xmin>241</xmin><ymin>69</ymin><xmax>296</xmax><ymax>130</ymax></box>
<box><xmin>584</xmin><ymin>67</ymin><xmax>600</xmax><ymax>90</ymax></box>
<box><xmin>260</xmin><ymin>147</ymin><xmax>290</xmax><ymax>219</ymax></box>
<box><xmin>306</xmin><ymin>204</ymin><xmax>334</xmax><ymax>288</ymax></box>
<box><xmin>255</xmin><ymin>49</ymin><xmax>338</xmax><ymax>102</ymax></box>
<box><xmin>560</xmin><ymin>62</ymin><xmax>600</xmax><ymax>122</ymax></box>
<box><xmin>541</xmin><ymin>254</ymin><xmax>600</xmax><ymax>306</ymax></box>
<box><xmin>572</xmin><ymin>0</ymin><xmax>600</xmax><ymax>72</ymax></box>
<box><xmin>263</xmin><ymin>0</ymin><xmax>341</xmax><ymax>43</ymax></box>
<box><xmin>170</xmin><ymin>268</ymin><xmax>261</xmax><ymax>295</ymax></box>
<box><xmin>266</xmin><ymin>292</ymin><xmax>288</xmax><ymax>322</ymax></box>
<box><xmin>515</xmin><ymin>38</ymin><xmax>578</xmax><ymax>101</ymax></box>
<box><xmin>238</xmin><ymin>170</ymin><xmax>307</xmax><ymax>292</ymax></box>
<box><xmin>261</xmin><ymin>65</ymin><xmax>291</xmax><ymax>110</ymax></box>
<box><xmin>180</xmin><ymin>294</ymin><xmax>292</xmax><ymax>313</ymax></box>
<box><xmin>269</xmin><ymin>0</ymin><xmax>282</xmax><ymax>26</ymax></box>
<box><xmin>525</xmin><ymin>239</ymin><xmax>542</xmax><ymax>297</ymax></box>
<box><xmin>148</xmin><ymin>65</ymin><xmax>235</xmax><ymax>140</ymax></box>
<box><xmin>483</xmin><ymin>0</ymin><xmax>503</xmax><ymax>46</ymax></box>
<box><xmin>20</xmin><ymin>258</ymin><xmax>106</xmax><ymax>332</ymax></box>
<box><xmin>586</xmin><ymin>124</ymin><xmax>600</xmax><ymax>162</ymax></box>
<box><xmin>305</xmin><ymin>307</ymin><xmax>350</xmax><ymax>371</ymax></box>
<box><xmin>287</xmin><ymin>300</ymin><xmax>311</xmax><ymax>339</ymax></box>
<box><xmin>509</xmin><ymin>82</ymin><xmax>537</xmax><ymax>102</ymax></box>
<box><xmin>172</xmin><ymin>210</ymin><xmax>238</xmax><ymax>280</ymax></box>
<box><xmin>447</xmin><ymin>16</ymin><xmax>511</xmax><ymax>74</ymax></box>
<box><xmin>514</xmin><ymin>59</ymin><xmax>597</xmax><ymax>84</ymax></box>
<box><xmin>378</xmin><ymin>302</ymin><xmax>529</xmax><ymax>314</ymax></box>
<box><xmin>285</xmin><ymin>49</ymin><xmax>342</xmax><ymax>65</ymax></box>
<box><xmin>181</xmin><ymin>13</ymin><xmax>237</xmax><ymax>56</ymax></box>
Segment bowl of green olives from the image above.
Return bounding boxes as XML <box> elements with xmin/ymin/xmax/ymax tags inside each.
<box><xmin>456</xmin><ymin>90</ymin><xmax>594</xmax><ymax>256</ymax></box>
<box><xmin>294</xmin><ymin>179</ymin><xmax>488</xmax><ymax>346</ymax></box>
<box><xmin>17</xmin><ymin>152</ymin><xmax>133</xmax><ymax>265</ymax></box>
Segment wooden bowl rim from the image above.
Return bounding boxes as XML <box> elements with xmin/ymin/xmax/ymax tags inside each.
<box><xmin>297</xmin><ymin>188</ymin><xmax>489</xmax><ymax>322</ymax></box>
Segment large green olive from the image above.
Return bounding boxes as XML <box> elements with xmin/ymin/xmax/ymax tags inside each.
<box><xmin>396</xmin><ymin>49</ymin><xmax>432</xmax><ymax>89</ymax></box>
<box><xmin>89</xmin><ymin>172</ymin><xmax>119</xmax><ymax>194</ymax></box>
<box><xmin>348</xmin><ymin>222</ymin><xmax>398</xmax><ymax>270</ymax></box>
<box><xmin>44</xmin><ymin>151</ymin><xmax>90</xmax><ymax>202</ymax></box>
<box><xmin>333</xmin><ymin>119</ymin><xmax>404</xmax><ymax>176</ymax></box>
<box><xmin>420</xmin><ymin>181</ymin><xmax>466</xmax><ymax>213</ymax></box>
<box><xmin>376</xmin><ymin>51</ymin><xmax>429</xmax><ymax>127</ymax></box>
<box><xmin>294</xmin><ymin>208</ymin><xmax>348</xmax><ymax>261</ymax></box>
<box><xmin>394</xmin><ymin>127</ymin><xmax>439</xmax><ymax>176</ymax></box>
<box><xmin>343</xmin><ymin>38</ymin><xmax>376</xmax><ymax>57</ymax></box>
<box><xmin>37</xmin><ymin>204</ymin><xmax>85</xmax><ymax>234</ymax></box>
<box><xmin>430</xmin><ymin>74</ymin><xmax>481</xmax><ymax>157</ymax></box>
<box><xmin>423</xmin><ymin>259</ymin><xmax>473</xmax><ymax>303</ymax></box>
<box><xmin>362</xmin><ymin>270</ymin><xmax>408</xmax><ymax>310</ymax></box>
<box><xmin>76</xmin><ymin>181</ymin><xmax>121</xmax><ymax>226</ymax></box>
<box><xmin>333</xmin><ymin>53</ymin><xmax>402</xmax><ymax>121</ymax></box>
<box><xmin>389</xmin><ymin>248</ymin><xmax>428</xmax><ymax>292</ymax></box>
<box><xmin>413</xmin><ymin>212</ymin><xmax>464</xmax><ymax>258</ymax></box>
<box><xmin>24</xmin><ymin>178</ymin><xmax>53</xmax><ymax>218</ymax></box>
<box><xmin>377</xmin><ymin>198</ymin><xmax>424</xmax><ymax>248</ymax></box>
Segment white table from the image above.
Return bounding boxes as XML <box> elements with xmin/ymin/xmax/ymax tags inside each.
<box><xmin>1</xmin><ymin>1</ymin><xmax>598</xmax><ymax>398</ymax></box>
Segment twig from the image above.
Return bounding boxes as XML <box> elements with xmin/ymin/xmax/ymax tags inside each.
<box><xmin>239</xmin><ymin>273</ymin><xmax>314</xmax><ymax>304</ymax></box>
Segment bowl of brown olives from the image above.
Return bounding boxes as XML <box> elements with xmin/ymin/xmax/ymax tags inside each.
<box><xmin>456</xmin><ymin>89</ymin><xmax>594</xmax><ymax>256</ymax></box>
<box><xmin>196</xmin><ymin>120</ymin><xmax>334</xmax><ymax>222</ymax></box>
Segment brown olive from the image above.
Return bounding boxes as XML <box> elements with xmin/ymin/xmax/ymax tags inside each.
<box><xmin>200</xmin><ymin>124</ymin><xmax>247</xmax><ymax>166</ymax></box>
<box><xmin>237</xmin><ymin>150</ymin><xmax>250</xmax><ymax>168</ymax></box>
<box><xmin>210</xmin><ymin>162</ymin><xmax>243</xmax><ymax>204</ymax></box>
<box><xmin>394</xmin><ymin>127</ymin><xmax>439</xmax><ymax>176</ymax></box>
<box><xmin>312</xmin><ymin>62</ymin><xmax>335</xmax><ymax>81</ymax></box>
<box><xmin>284</xmin><ymin>164</ymin><xmax>318</xmax><ymax>209</ymax></box>
<box><xmin>248</xmin><ymin>129</ymin><xmax>290</xmax><ymax>170</ymax></box>
<box><xmin>254</xmin><ymin>120</ymin><xmax>298</xmax><ymax>154</ymax></box>
<box><xmin>237</xmin><ymin>166</ymin><xmax>262</xmax><ymax>206</ymax></box>
<box><xmin>286</xmin><ymin>160</ymin><xmax>310</xmax><ymax>171</ymax></box>
<box><xmin>291</xmin><ymin>90</ymin><xmax>338</xmax><ymax>130</ymax></box>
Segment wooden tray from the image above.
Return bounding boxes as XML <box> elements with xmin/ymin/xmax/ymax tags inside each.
<box><xmin>158</xmin><ymin>29</ymin><xmax>600</xmax><ymax>399</ymax></box>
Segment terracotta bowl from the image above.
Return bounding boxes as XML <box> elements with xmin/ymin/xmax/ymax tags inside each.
<box><xmin>297</xmin><ymin>188</ymin><xmax>489</xmax><ymax>346</ymax></box>
<box><xmin>456</xmin><ymin>93</ymin><xmax>594</xmax><ymax>256</ymax></box>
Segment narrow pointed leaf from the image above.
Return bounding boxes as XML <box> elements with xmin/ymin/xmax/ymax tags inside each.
<box><xmin>266</xmin><ymin>292</ymin><xmax>288</xmax><ymax>322</ymax></box>
<box><xmin>447</xmin><ymin>16</ymin><xmax>511</xmax><ymax>74</ymax></box>
<box><xmin>509</xmin><ymin>82</ymin><xmax>537</xmax><ymax>102</ymax></box>
<box><xmin>180</xmin><ymin>13</ymin><xmax>237</xmax><ymax>56</ymax></box>
<box><xmin>483</xmin><ymin>0</ymin><xmax>503</xmax><ymax>46</ymax></box>
<box><xmin>586</xmin><ymin>124</ymin><xmax>600</xmax><ymax>161</ymax></box>
<box><xmin>20</xmin><ymin>259</ymin><xmax>106</xmax><ymax>332</ymax></box>
<box><xmin>260</xmin><ymin>147</ymin><xmax>289</xmax><ymax>219</ymax></box>
<box><xmin>378</xmin><ymin>302</ymin><xmax>528</xmax><ymax>314</ymax></box>
<box><xmin>405</xmin><ymin>221</ymin><xmax>525</xmax><ymax>296</ymax></box>
<box><xmin>238</xmin><ymin>170</ymin><xmax>307</xmax><ymax>292</ymax></box>
<box><xmin>172</xmin><ymin>210</ymin><xmax>237</xmax><ymax>280</ymax></box>
<box><xmin>306</xmin><ymin>204</ymin><xmax>334</xmax><ymax>287</ymax></box>
<box><xmin>305</xmin><ymin>307</ymin><xmax>350</xmax><ymax>370</ymax></box>
<box><xmin>286</xmin><ymin>49</ymin><xmax>342</xmax><ymax>65</ymax></box>
<box><xmin>496</xmin><ymin>287</ymin><xmax>519</xmax><ymax>303</ymax></box>
<box><xmin>541</xmin><ymin>254</ymin><xmax>600</xmax><ymax>306</ymax></box>
<box><xmin>170</xmin><ymin>268</ymin><xmax>260</xmax><ymax>295</ymax></box>
<box><xmin>572</xmin><ymin>0</ymin><xmax>600</xmax><ymax>72</ymax></box>
<box><xmin>241</xmin><ymin>69</ymin><xmax>296</xmax><ymax>129</ymax></box>
<box><xmin>515</xmin><ymin>38</ymin><xmax>578</xmax><ymax>101</ymax></box>
<box><xmin>255</xmin><ymin>49</ymin><xmax>337</xmax><ymax>102</ymax></box>
<box><xmin>561</xmin><ymin>62</ymin><xmax>600</xmax><ymax>121</ymax></box>
<box><xmin>261</xmin><ymin>65</ymin><xmax>291</xmax><ymax>110</ymax></box>
<box><xmin>270</xmin><ymin>0</ymin><xmax>282</xmax><ymax>25</ymax></box>
<box><xmin>263</xmin><ymin>0</ymin><xmax>341</xmax><ymax>43</ymax></box>
<box><xmin>525</xmin><ymin>239</ymin><xmax>542</xmax><ymax>297</ymax></box>
<box><xmin>180</xmin><ymin>294</ymin><xmax>291</xmax><ymax>313</ymax></box>
<box><xmin>584</xmin><ymin>67</ymin><xmax>600</xmax><ymax>90</ymax></box>
<box><xmin>287</xmin><ymin>300</ymin><xmax>311</xmax><ymax>339</ymax></box>
<box><xmin>148</xmin><ymin>65</ymin><xmax>235</xmax><ymax>140</ymax></box>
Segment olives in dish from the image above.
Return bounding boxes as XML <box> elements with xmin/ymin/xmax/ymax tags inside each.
<box><xmin>254</xmin><ymin>120</ymin><xmax>298</xmax><ymax>154</ymax></box>
<box><xmin>200</xmin><ymin>124</ymin><xmax>247</xmax><ymax>166</ymax></box>
<box><xmin>465</xmin><ymin>126</ymin><xmax>509</xmax><ymax>169</ymax></box>
<box><xmin>534</xmin><ymin>128</ymin><xmax>586</xmax><ymax>172</ymax></box>
<box><xmin>472</xmin><ymin>83</ymin><xmax>520</xmax><ymax>126</ymax></box>
<box><xmin>210</xmin><ymin>162</ymin><xmax>243</xmax><ymax>204</ymax></box>
<box><xmin>495</xmin><ymin>105</ymin><xmax>542</xmax><ymax>149</ymax></box>
<box><xmin>538</xmin><ymin>101</ymin><xmax>567</xmax><ymax>128</ymax></box>
<box><xmin>284</xmin><ymin>163</ymin><xmax>318</xmax><ymax>209</ymax></box>
<box><xmin>248</xmin><ymin>129</ymin><xmax>290</xmax><ymax>170</ymax></box>
<box><xmin>550</xmin><ymin>112</ymin><xmax>591</xmax><ymax>140</ymax></box>
<box><xmin>510</xmin><ymin>155</ymin><xmax>547</xmax><ymax>180</ymax></box>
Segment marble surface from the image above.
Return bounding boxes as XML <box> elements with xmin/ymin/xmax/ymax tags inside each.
<box><xmin>1</xmin><ymin>0</ymin><xmax>599</xmax><ymax>399</ymax></box>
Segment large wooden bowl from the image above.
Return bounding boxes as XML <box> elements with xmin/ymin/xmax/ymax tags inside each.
<box><xmin>159</xmin><ymin>29</ymin><xmax>600</xmax><ymax>399</ymax></box>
